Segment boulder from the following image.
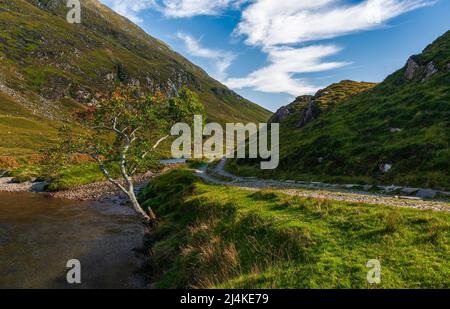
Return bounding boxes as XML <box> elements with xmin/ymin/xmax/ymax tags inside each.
<box><xmin>379</xmin><ymin>163</ymin><xmax>392</xmax><ymax>173</ymax></box>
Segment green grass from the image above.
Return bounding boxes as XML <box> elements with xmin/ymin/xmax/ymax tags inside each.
<box><xmin>44</xmin><ymin>162</ymin><xmax>115</xmax><ymax>191</ymax></box>
<box><xmin>139</xmin><ymin>169</ymin><xmax>450</xmax><ymax>289</ymax></box>
<box><xmin>0</xmin><ymin>92</ymin><xmax>61</xmax><ymax>156</ymax></box>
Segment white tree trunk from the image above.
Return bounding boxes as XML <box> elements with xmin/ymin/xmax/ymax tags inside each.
<box><xmin>94</xmin><ymin>157</ymin><xmax>156</xmax><ymax>222</ymax></box>
<box><xmin>127</xmin><ymin>182</ymin><xmax>156</xmax><ymax>221</ymax></box>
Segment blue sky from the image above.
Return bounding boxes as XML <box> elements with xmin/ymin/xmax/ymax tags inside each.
<box><xmin>100</xmin><ymin>0</ymin><xmax>450</xmax><ymax>111</ymax></box>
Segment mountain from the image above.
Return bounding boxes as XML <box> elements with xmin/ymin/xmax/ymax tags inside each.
<box><xmin>231</xmin><ymin>31</ymin><xmax>450</xmax><ymax>190</ymax></box>
<box><xmin>0</xmin><ymin>0</ymin><xmax>270</xmax><ymax>155</ymax></box>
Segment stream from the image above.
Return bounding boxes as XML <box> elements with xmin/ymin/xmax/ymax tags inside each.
<box><xmin>0</xmin><ymin>192</ymin><xmax>148</xmax><ymax>289</ymax></box>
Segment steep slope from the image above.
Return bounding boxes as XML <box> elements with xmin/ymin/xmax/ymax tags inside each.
<box><xmin>0</xmin><ymin>0</ymin><xmax>270</xmax><ymax>155</ymax></box>
<box><xmin>231</xmin><ymin>31</ymin><xmax>450</xmax><ymax>190</ymax></box>
<box><xmin>269</xmin><ymin>80</ymin><xmax>377</xmax><ymax>128</ymax></box>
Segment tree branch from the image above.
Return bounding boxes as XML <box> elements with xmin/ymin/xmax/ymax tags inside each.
<box><xmin>141</xmin><ymin>135</ymin><xmax>170</xmax><ymax>160</ymax></box>
<box><xmin>92</xmin><ymin>155</ymin><xmax>128</xmax><ymax>195</ymax></box>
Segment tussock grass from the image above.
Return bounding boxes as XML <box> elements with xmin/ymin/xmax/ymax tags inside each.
<box><xmin>139</xmin><ymin>169</ymin><xmax>450</xmax><ymax>289</ymax></box>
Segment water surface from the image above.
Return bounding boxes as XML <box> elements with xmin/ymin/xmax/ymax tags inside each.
<box><xmin>0</xmin><ymin>192</ymin><xmax>148</xmax><ymax>289</ymax></box>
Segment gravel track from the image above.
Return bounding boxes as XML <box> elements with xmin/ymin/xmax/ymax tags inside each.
<box><xmin>195</xmin><ymin>158</ymin><xmax>450</xmax><ymax>212</ymax></box>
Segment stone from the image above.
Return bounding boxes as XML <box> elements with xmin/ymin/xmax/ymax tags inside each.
<box><xmin>379</xmin><ymin>163</ymin><xmax>392</xmax><ymax>173</ymax></box>
<box><xmin>390</xmin><ymin>128</ymin><xmax>402</xmax><ymax>133</ymax></box>
<box><xmin>416</xmin><ymin>189</ymin><xmax>437</xmax><ymax>199</ymax></box>
<box><xmin>269</xmin><ymin>105</ymin><xmax>293</xmax><ymax>123</ymax></box>
<box><xmin>422</xmin><ymin>61</ymin><xmax>438</xmax><ymax>81</ymax></box>
<box><xmin>297</xmin><ymin>100</ymin><xmax>321</xmax><ymax>128</ymax></box>
<box><xmin>405</xmin><ymin>57</ymin><xmax>420</xmax><ymax>80</ymax></box>
<box><xmin>105</xmin><ymin>73</ymin><xmax>115</xmax><ymax>81</ymax></box>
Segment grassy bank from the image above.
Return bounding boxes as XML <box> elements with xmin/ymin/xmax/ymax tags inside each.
<box><xmin>139</xmin><ymin>169</ymin><xmax>450</xmax><ymax>288</ymax></box>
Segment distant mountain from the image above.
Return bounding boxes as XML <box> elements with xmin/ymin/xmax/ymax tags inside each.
<box><xmin>232</xmin><ymin>31</ymin><xmax>450</xmax><ymax>190</ymax></box>
<box><xmin>0</xmin><ymin>0</ymin><xmax>270</xmax><ymax>155</ymax></box>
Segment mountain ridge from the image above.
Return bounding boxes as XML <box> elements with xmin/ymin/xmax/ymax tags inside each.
<box><xmin>0</xmin><ymin>0</ymin><xmax>270</xmax><ymax>155</ymax></box>
<box><xmin>0</xmin><ymin>0</ymin><xmax>270</xmax><ymax>122</ymax></box>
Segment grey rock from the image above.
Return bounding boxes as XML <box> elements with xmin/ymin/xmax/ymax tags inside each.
<box><xmin>379</xmin><ymin>163</ymin><xmax>392</xmax><ymax>173</ymax></box>
<box><xmin>105</xmin><ymin>73</ymin><xmax>115</xmax><ymax>81</ymax></box>
<box><xmin>422</xmin><ymin>61</ymin><xmax>438</xmax><ymax>81</ymax></box>
<box><xmin>401</xmin><ymin>187</ymin><xmax>419</xmax><ymax>195</ymax></box>
<box><xmin>416</xmin><ymin>189</ymin><xmax>437</xmax><ymax>199</ymax></box>
<box><xmin>405</xmin><ymin>57</ymin><xmax>420</xmax><ymax>80</ymax></box>
<box><xmin>297</xmin><ymin>100</ymin><xmax>321</xmax><ymax>128</ymax></box>
<box><xmin>390</xmin><ymin>128</ymin><xmax>402</xmax><ymax>133</ymax></box>
<box><xmin>269</xmin><ymin>106</ymin><xmax>293</xmax><ymax>123</ymax></box>
<box><xmin>269</xmin><ymin>95</ymin><xmax>311</xmax><ymax>123</ymax></box>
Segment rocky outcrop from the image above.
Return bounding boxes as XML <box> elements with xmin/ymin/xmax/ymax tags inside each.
<box><xmin>405</xmin><ymin>57</ymin><xmax>420</xmax><ymax>80</ymax></box>
<box><xmin>269</xmin><ymin>106</ymin><xmax>292</xmax><ymax>123</ymax></box>
<box><xmin>270</xmin><ymin>80</ymin><xmax>376</xmax><ymax>128</ymax></box>
<box><xmin>269</xmin><ymin>96</ymin><xmax>312</xmax><ymax>123</ymax></box>
<box><xmin>405</xmin><ymin>57</ymin><xmax>442</xmax><ymax>82</ymax></box>
<box><xmin>422</xmin><ymin>61</ymin><xmax>438</xmax><ymax>81</ymax></box>
<box><xmin>297</xmin><ymin>100</ymin><xmax>321</xmax><ymax>128</ymax></box>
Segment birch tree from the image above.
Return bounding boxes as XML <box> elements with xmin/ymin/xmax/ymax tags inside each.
<box><xmin>59</xmin><ymin>86</ymin><xmax>204</xmax><ymax>221</ymax></box>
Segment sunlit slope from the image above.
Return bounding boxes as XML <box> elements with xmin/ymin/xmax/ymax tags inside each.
<box><xmin>0</xmin><ymin>0</ymin><xmax>270</xmax><ymax>155</ymax></box>
<box><xmin>232</xmin><ymin>31</ymin><xmax>450</xmax><ymax>190</ymax></box>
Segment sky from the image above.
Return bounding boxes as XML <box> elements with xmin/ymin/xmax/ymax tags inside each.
<box><xmin>99</xmin><ymin>0</ymin><xmax>450</xmax><ymax>112</ymax></box>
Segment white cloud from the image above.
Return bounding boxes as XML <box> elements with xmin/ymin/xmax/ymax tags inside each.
<box><xmin>155</xmin><ymin>0</ymin><xmax>245</xmax><ymax>18</ymax></box>
<box><xmin>101</xmin><ymin>0</ymin><xmax>156</xmax><ymax>23</ymax></box>
<box><xmin>101</xmin><ymin>0</ymin><xmax>435</xmax><ymax>99</ymax></box>
<box><xmin>225</xmin><ymin>45</ymin><xmax>349</xmax><ymax>95</ymax></box>
<box><xmin>226</xmin><ymin>0</ymin><xmax>433</xmax><ymax>97</ymax></box>
<box><xmin>102</xmin><ymin>0</ymin><xmax>246</xmax><ymax>21</ymax></box>
<box><xmin>177</xmin><ymin>32</ymin><xmax>236</xmax><ymax>81</ymax></box>
<box><xmin>235</xmin><ymin>0</ymin><xmax>434</xmax><ymax>47</ymax></box>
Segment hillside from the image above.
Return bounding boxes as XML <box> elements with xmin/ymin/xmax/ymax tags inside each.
<box><xmin>269</xmin><ymin>80</ymin><xmax>377</xmax><ymax>128</ymax></box>
<box><xmin>138</xmin><ymin>169</ymin><xmax>450</xmax><ymax>288</ymax></box>
<box><xmin>229</xmin><ymin>31</ymin><xmax>450</xmax><ymax>190</ymax></box>
<box><xmin>0</xmin><ymin>0</ymin><xmax>270</xmax><ymax>155</ymax></box>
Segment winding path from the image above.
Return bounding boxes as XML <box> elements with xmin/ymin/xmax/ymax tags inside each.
<box><xmin>195</xmin><ymin>158</ymin><xmax>450</xmax><ymax>212</ymax></box>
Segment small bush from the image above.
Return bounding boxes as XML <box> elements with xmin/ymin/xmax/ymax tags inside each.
<box><xmin>12</xmin><ymin>174</ymin><xmax>33</xmax><ymax>183</ymax></box>
<box><xmin>0</xmin><ymin>156</ymin><xmax>19</xmax><ymax>169</ymax></box>
<box><xmin>384</xmin><ymin>210</ymin><xmax>403</xmax><ymax>233</ymax></box>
